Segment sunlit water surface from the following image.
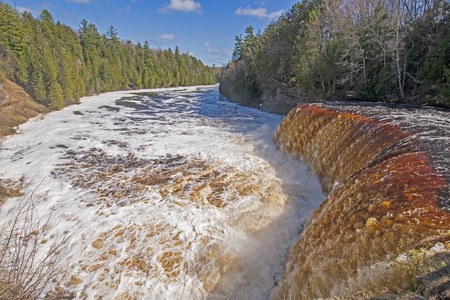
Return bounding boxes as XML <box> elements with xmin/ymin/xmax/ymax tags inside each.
<box><xmin>0</xmin><ymin>86</ymin><xmax>324</xmax><ymax>299</ymax></box>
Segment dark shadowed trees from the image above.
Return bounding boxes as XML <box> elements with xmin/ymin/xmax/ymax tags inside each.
<box><xmin>222</xmin><ymin>0</ymin><xmax>450</xmax><ymax>107</ymax></box>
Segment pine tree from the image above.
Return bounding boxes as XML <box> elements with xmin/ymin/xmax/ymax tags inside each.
<box><xmin>30</xmin><ymin>63</ymin><xmax>46</xmax><ymax>102</ymax></box>
<box><xmin>48</xmin><ymin>81</ymin><xmax>64</xmax><ymax>109</ymax></box>
<box><xmin>232</xmin><ymin>35</ymin><xmax>243</xmax><ymax>61</ymax></box>
<box><xmin>0</xmin><ymin>3</ymin><xmax>25</xmax><ymax>54</ymax></box>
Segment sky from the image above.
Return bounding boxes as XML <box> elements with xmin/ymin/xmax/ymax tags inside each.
<box><xmin>3</xmin><ymin>0</ymin><xmax>299</xmax><ymax>66</ymax></box>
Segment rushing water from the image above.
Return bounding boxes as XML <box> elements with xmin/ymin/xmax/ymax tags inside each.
<box><xmin>0</xmin><ymin>86</ymin><xmax>324</xmax><ymax>299</ymax></box>
<box><xmin>272</xmin><ymin>102</ymin><xmax>450</xmax><ymax>299</ymax></box>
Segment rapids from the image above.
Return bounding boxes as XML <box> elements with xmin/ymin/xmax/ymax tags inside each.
<box><xmin>0</xmin><ymin>86</ymin><xmax>324</xmax><ymax>299</ymax></box>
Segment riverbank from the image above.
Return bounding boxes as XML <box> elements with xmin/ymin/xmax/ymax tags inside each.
<box><xmin>219</xmin><ymin>75</ymin><xmax>450</xmax><ymax>116</ymax></box>
<box><xmin>0</xmin><ymin>72</ymin><xmax>48</xmax><ymax>140</ymax></box>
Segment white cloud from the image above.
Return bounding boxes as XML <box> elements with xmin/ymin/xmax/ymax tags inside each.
<box><xmin>203</xmin><ymin>43</ymin><xmax>219</xmax><ymax>53</ymax></box>
<box><xmin>223</xmin><ymin>49</ymin><xmax>232</xmax><ymax>55</ymax></box>
<box><xmin>66</xmin><ymin>0</ymin><xmax>92</xmax><ymax>4</ymax></box>
<box><xmin>207</xmin><ymin>48</ymin><xmax>219</xmax><ymax>53</ymax></box>
<box><xmin>234</xmin><ymin>6</ymin><xmax>283</xmax><ymax>20</ymax></box>
<box><xmin>159</xmin><ymin>0</ymin><xmax>203</xmax><ymax>14</ymax></box>
<box><xmin>16</xmin><ymin>6</ymin><xmax>40</xmax><ymax>16</ymax></box>
<box><xmin>157</xmin><ymin>33</ymin><xmax>175</xmax><ymax>41</ymax></box>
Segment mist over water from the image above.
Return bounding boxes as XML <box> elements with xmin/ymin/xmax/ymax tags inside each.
<box><xmin>0</xmin><ymin>86</ymin><xmax>324</xmax><ymax>299</ymax></box>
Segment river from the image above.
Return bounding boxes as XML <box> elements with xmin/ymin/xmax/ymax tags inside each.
<box><xmin>0</xmin><ymin>86</ymin><xmax>324</xmax><ymax>299</ymax></box>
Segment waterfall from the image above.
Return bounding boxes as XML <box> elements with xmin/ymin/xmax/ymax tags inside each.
<box><xmin>273</xmin><ymin>103</ymin><xmax>449</xmax><ymax>299</ymax></box>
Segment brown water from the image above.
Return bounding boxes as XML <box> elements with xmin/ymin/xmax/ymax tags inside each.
<box><xmin>273</xmin><ymin>103</ymin><xmax>450</xmax><ymax>299</ymax></box>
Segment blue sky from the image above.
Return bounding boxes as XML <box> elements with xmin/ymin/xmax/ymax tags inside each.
<box><xmin>3</xmin><ymin>0</ymin><xmax>298</xmax><ymax>66</ymax></box>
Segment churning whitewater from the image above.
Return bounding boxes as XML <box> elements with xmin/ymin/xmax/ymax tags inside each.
<box><xmin>0</xmin><ymin>86</ymin><xmax>324</xmax><ymax>299</ymax></box>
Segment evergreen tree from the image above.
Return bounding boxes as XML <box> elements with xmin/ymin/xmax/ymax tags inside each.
<box><xmin>0</xmin><ymin>3</ymin><xmax>25</xmax><ymax>54</ymax></box>
<box><xmin>48</xmin><ymin>81</ymin><xmax>64</xmax><ymax>109</ymax></box>
<box><xmin>39</xmin><ymin>9</ymin><xmax>54</xmax><ymax>23</ymax></box>
<box><xmin>232</xmin><ymin>35</ymin><xmax>243</xmax><ymax>61</ymax></box>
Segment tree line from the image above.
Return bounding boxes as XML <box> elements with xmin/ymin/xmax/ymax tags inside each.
<box><xmin>220</xmin><ymin>0</ymin><xmax>450</xmax><ymax>108</ymax></box>
<box><xmin>0</xmin><ymin>2</ymin><xmax>218</xmax><ymax>110</ymax></box>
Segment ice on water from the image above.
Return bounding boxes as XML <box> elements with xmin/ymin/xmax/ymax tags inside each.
<box><xmin>0</xmin><ymin>86</ymin><xmax>324</xmax><ymax>299</ymax></box>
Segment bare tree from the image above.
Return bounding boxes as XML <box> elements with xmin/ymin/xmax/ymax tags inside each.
<box><xmin>0</xmin><ymin>193</ymin><xmax>70</xmax><ymax>300</ymax></box>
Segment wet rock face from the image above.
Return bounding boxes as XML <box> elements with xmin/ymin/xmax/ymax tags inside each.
<box><xmin>260</xmin><ymin>87</ymin><xmax>303</xmax><ymax>115</ymax></box>
<box><xmin>273</xmin><ymin>104</ymin><xmax>450</xmax><ymax>299</ymax></box>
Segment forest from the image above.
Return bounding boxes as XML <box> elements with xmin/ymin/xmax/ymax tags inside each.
<box><xmin>220</xmin><ymin>0</ymin><xmax>450</xmax><ymax>108</ymax></box>
<box><xmin>0</xmin><ymin>2</ymin><xmax>218</xmax><ymax>110</ymax></box>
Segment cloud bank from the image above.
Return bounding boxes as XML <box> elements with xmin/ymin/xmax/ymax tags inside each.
<box><xmin>234</xmin><ymin>6</ymin><xmax>283</xmax><ymax>20</ymax></box>
<box><xmin>157</xmin><ymin>33</ymin><xmax>176</xmax><ymax>41</ymax></box>
<box><xmin>159</xmin><ymin>0</ymin><xmax>203</xmax><ymax>14</ymax></box>
<box><xmin>16</xmin><ymin>6</ymin><xmax>40</xmax><ymax>16</ymax></box>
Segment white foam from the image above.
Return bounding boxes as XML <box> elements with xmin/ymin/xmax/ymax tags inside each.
<box><xmin>0</xmin><ymin>86</ymin><xmax>324</xmax><ymax>299</ymax></box>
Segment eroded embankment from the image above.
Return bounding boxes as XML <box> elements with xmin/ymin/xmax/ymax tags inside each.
<box><xmin>0</xmin><ymin>72</ymin><xmax>48</xmax><ymax>139</ymax></box>
<box><xmin>273</xmin><ymin>104</ymin><xmax>450</xmax><ymax>299</ymax></box>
